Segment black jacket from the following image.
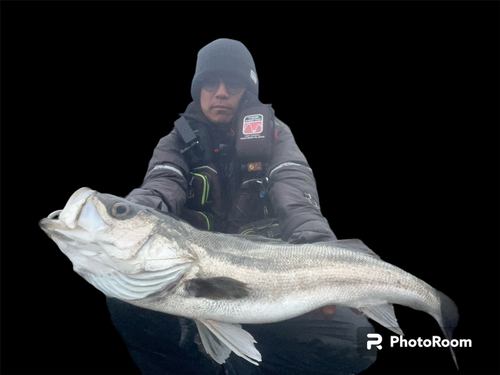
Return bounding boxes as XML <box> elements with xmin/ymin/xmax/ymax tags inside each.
<box><xmin>126</xmin><ymin>98</ymin><xmax>336</xmax><ymax>244</ymax></box>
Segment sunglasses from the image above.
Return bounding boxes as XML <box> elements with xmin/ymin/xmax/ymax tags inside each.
<box><xmin>202</xmin><ymin>76</ymin><xmax>246</xmax><ymax>96</ymax></box>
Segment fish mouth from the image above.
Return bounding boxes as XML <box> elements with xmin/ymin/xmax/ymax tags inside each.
<box><xmin>39</xmin><ymin>187</ymin><xmax>109</xmax><ymax>259</ymax></box>
<box><xmin>40</xmin><ymin>187</ymin><xmax>94</xmax><ymax>223</ymax></box>
<box><xmin>39</xmin><ymin>187</ymin><xmax>121</xmax><ymax>283</ymax></box>
<box><xmin>40</xmin><ymin>187</ymin><xmax>105</xmax><ymax>231</ymax></box>
<box><xmin>41</xmin><ymin>188</ymin><xmax>191</xmax><ymax>301</ymax></box>
<box><xmin>59</xmin><ymin>187</ymin><xmax>97</xmax><ymax>228</ymax></box>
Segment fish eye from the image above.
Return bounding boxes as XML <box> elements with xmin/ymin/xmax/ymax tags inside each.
<box><xmin>112</xmin><ymin>202</ymin><xmax>130</xmax><ymax>218</ymax></box>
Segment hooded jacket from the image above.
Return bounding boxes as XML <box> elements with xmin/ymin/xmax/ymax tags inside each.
<box><xmin>126</xmin><ymin>95</ymin><xmax>336</xmax><ymax>244</ymax></box>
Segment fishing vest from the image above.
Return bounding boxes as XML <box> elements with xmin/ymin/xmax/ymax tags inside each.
<box><xmin>176</xmin><ymin>103</ymin><xmax>281</xmax><ymax>238</ymax></box>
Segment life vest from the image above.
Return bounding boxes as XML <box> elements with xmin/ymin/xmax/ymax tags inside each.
<box><xmin>176</xmin><ymin>102</ymin><xmax>280</xmax><ymax>237</ymax></box>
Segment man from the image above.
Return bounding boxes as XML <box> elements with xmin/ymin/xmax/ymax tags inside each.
<box><xmin>107</xmin><ymin>38</ymin><xmax>376</xmax><ymax>375</ymax></box>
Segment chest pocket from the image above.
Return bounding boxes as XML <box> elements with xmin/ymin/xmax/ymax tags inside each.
<box><xmin>186</xmin><ymin>171</ymin><xmax>211</xmax><ymax>210</ymax></box>
<box><xmin>182</xmin><ymin>166</ymin><xmax>217</xmax><ymax>232</ymax></box>
<box><xmin>185</xmin><ymin>165</ymin><xmax>226</xmax><ymax>217</ymax></box>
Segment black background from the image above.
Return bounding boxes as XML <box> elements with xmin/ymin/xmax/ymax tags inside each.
<box><xmin>2</xmin><ymin>2</ymin><xmax>499</xmax><ymax>375</ymax></box>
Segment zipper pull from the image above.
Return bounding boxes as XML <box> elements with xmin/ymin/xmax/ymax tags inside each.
<box><xmin>257</xmin><ymin>178</ymin><xmax>268</xmax><ymax>198</ymax></box>
<box><xmin>304</xmin><ymin>192</ymin><xmax>319</xmax><ymax>209</ymax></box>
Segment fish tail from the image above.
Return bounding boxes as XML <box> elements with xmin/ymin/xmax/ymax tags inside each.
<box><xmin>435</xmin><ymin>289</ymin><xmax>460</xmax><ymax>369</ymax></box>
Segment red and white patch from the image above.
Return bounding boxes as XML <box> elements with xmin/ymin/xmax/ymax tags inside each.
<box><xmin>243</xmin><ymin>114</ymin><xmax>264</xmax><ymax>135</ymax></box>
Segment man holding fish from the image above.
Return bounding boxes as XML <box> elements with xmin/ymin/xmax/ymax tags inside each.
<box><xmin>111</xmin><ymin>38</ymin><xmax>377</xmax><ymax>374</ymax></box>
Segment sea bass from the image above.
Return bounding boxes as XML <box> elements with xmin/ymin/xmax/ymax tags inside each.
<box><xmin>39</xmin><ymin>187</ymin><xmax>459</xmax><ymax>367</ymax></box>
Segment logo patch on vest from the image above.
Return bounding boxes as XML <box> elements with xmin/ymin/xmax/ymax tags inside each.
<box><xmin>242</xmin><ymin>114</ymin><xmax>264</xmax><ymax>137</ymax></box>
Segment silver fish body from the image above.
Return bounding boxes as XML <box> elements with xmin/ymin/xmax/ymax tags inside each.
<box><xmin>39</xmin><ymin>187</ymin><xmax>459</xmax><ymax>367</ymax></box>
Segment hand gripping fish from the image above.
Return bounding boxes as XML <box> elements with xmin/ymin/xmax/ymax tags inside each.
<box><xmin>39</xmin><ymin>188</ymin><xmax>459</xmax><ymax>368</ymax></box>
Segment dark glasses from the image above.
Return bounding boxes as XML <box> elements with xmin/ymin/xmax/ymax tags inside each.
<box><xmin>202</xmin><ymin>77</ymin><xmax>246</xmax><ymax>95</ymax></box>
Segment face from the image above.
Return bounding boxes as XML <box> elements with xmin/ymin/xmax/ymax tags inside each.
<box><xmin>200</xmin><ymin>76</ymin><xmax>246</xmax><ymax>124</ymax></box>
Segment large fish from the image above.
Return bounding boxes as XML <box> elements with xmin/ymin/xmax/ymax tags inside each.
<box><xmin>39</xmin><ymin>187</ymin><xmax>459</xmax><ymax>368</ymax></box>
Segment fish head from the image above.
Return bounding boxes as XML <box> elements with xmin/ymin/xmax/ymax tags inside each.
<box><xmin>40</xmin><ymin>187</ymin><xmax>195</xmax><ymax>299</ymax></box>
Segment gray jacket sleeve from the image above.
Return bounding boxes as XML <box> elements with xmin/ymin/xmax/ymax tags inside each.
<box><xmin>126</xmin><ymin>130</ymin><xmax>189</xmax><ymax>216</ymax></box>
<box><xmin>267</xmin><ymin>119</ymin><xmax>337</xmax><ymax>244</ymax></box>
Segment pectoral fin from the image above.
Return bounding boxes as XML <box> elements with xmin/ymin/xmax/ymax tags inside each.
<box><xmin>83</xmin><ymin>263</ymin><xmax>191</xmax><ymax>301</ymax></box>
<box><xmin>195</xmin><ymin>319</ymin><xmax>262</xmax><ymax>365</ymax></box>
<box><xmin>358</xmin><ymin>303</ymin><xmax>404</xmax><ymax>335</ymax></box>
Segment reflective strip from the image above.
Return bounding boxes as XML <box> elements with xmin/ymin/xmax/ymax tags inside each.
<box><xmin>268</xmin><ymin>162</ymin><xmax>312</xmax><ymax>179</ymax></box>
<box><xmin>148</xmin><ymin>165</ymin><xmax>184</xmax><ymax>178</ymax></box>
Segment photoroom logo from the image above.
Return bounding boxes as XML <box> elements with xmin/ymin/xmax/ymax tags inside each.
<box><xmin>367</xmin><ymin>333</ymin><xmax>383</xmax><ymax>350</ymax></box>
<box><xmin>358</xmin><ymin>328</ymin><xmax>472</xmax><ymax>357</ymax></box>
